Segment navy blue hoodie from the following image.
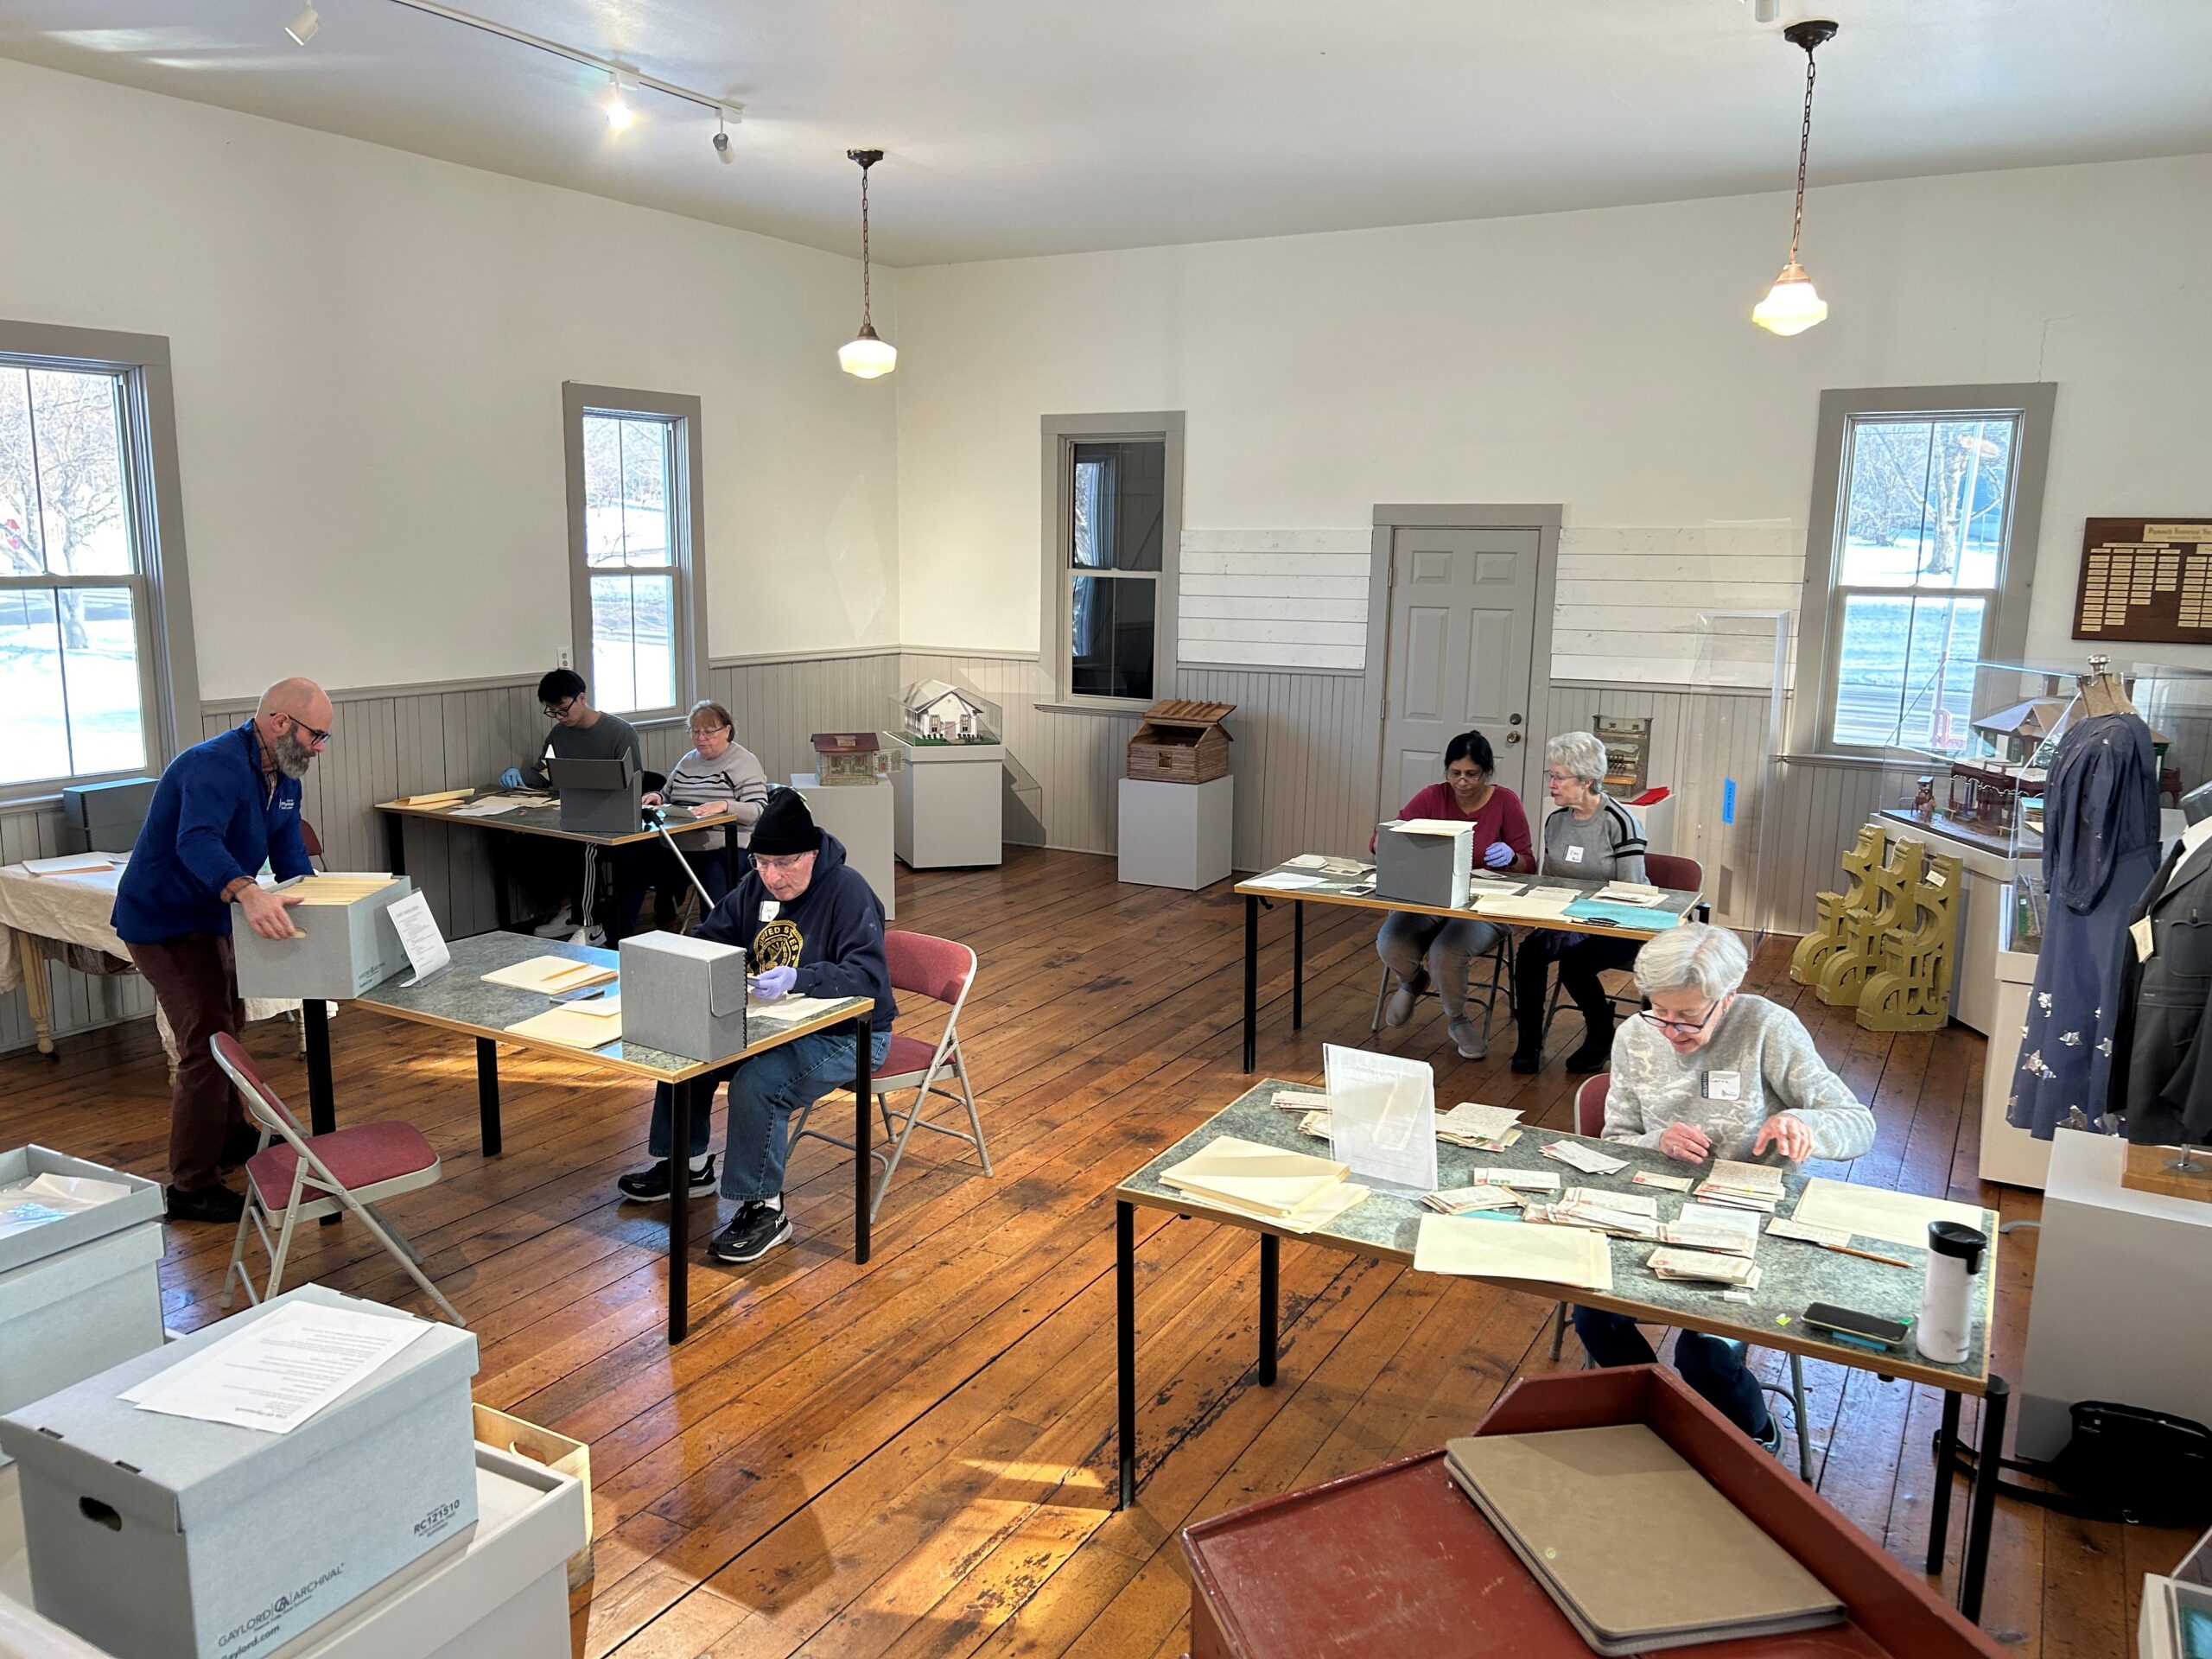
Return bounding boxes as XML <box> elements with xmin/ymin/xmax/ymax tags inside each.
<box><xmin>696</xmin><ymin>831</ymin><xmax>896</xmax><ymax>1032</ymax></box>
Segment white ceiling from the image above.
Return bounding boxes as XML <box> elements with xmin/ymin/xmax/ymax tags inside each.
<box><xmin>6</xmin><ymin>1</ymin><xmax>2210</xmax><ymax>267</ymax></box>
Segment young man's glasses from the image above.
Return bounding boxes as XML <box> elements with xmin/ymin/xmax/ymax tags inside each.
<box><xmin>542</xmin><ymin>696</ymin><xmax>578</xmax><ymax>720</ymax></box>
<box><xmin>280</xmin><ymin>713</ymin><xmax>332</xmax><ymax>748</ymax></box>
<box><xmin>1640</xmin><ymin>1000</ymin><xmax>1723</xmax><ymax>1037</ymax></box>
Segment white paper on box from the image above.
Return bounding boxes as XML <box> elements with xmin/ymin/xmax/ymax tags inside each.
<box><xmin>0</xmin><ymin>1173</ymin><xmax>133</xmax><ymax>1240</ymax></box>
<box><xmin>385</xmin><ymin>890</ymin><xmax>451</xmax><ymax>986</ymax></box>
<box><xmin>124</xmin><ymin>1301</ymin><xmax>435</xmax><ymax>1434</ymax></box>
<box><xmin>1323</xmin><ymin>1044</ymin><xmax>1438</xmax><ymax>1192</ymax></box>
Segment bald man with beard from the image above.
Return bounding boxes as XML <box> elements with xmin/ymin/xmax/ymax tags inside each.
<box><xmin>114</xmin><ymin>677</ymin><xmax>335</xmax><ymax>1222</ymax></box>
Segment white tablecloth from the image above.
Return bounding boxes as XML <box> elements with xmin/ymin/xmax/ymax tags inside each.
<box><xmin>0</xmin><ymin>860</ymin><xmax>299</xmax><ymax>1052</ymax></box>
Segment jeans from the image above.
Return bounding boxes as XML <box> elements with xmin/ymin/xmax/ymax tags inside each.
<box><xmin>1571</xmin><ymin>1306</ymin><xmax>1773</xmax><ymax>1438</ymax></box>
<box><xmin>648</xmin><ymin>1027</ymin><xmax>893</xmax><ymax>1200</ymax></box>
<box><xmin>1376</xmin><ymin>912</ymin><xmax>1504</xmax><ymax>1022</ymax></box>
<box><xmin>1515</xmin><ymin>930</ymin><xmax>1641</xmax><ymax>1054</ymax></box>
<box><xmin>125</xmin><ymin>932</ymin><xmax>250</xmax><ymax>1192</ymax></box>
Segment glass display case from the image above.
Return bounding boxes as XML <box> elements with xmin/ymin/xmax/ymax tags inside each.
<box><xmin>892</xmin><ymin>675</ymin><xmax>1002</xmax><ymax>746</ymax></box>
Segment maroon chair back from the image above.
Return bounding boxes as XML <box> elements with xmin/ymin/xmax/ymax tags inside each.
<box><xmin>884</xmin><ymin>930</ymin><xmax>973</xmax><ymax>1006</ymax></box>
<box><xmin>1643</xmin><ymin>852</ymin><xmax>1703</xmax><ymax>896</ymax></box>
<box><xmin>1573</xmin><ymin>1073</ymin><xmax>1609</xmax><ymax>1139</ymax></box>
<box><xmin>210</xmin><ymin>1033</ymin><xmax>309</xmax><ymax>1141</ymax></box>
<box><xmin>300</xmin><ymin>820</ymin><xmax>325</xmax><ymax>860</ymax></box>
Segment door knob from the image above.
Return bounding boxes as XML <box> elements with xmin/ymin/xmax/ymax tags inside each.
<box><xmin>1504</xmin><ymin>731</ymin><xmax>1523</xmax><ymax>744</ymax></box>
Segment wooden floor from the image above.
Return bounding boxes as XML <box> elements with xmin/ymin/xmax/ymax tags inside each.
<box><xmin>2</xmin><ymin>846</ymin><xmax>2193</xmax><ymax>1656</ymax></box>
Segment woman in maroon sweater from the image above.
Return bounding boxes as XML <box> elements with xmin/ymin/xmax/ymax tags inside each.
<box><xmin>1375</xmin><ymin>729</ymin><xmax>1534</xmax><ymax>1058</ymax></box>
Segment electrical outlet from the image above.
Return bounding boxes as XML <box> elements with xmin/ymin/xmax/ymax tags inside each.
<box><xmin>557</xmin><ymin>649</ymin><xmax>570</xmax><ymax>669</ymax></box>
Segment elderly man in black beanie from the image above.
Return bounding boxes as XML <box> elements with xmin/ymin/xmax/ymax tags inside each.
<box><xmin>616</xmin><ymin>787</ymin><xmax>895</xmax><ymax>1265</ymax></box>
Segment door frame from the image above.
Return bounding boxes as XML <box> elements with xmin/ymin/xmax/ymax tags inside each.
<box><xmin>1363</xmin><ymin>504</ymin><xmax>1563</xmax><ymax>829</ymax></box>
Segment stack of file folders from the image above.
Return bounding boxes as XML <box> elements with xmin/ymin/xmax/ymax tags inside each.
<box><xmin>1531</xmin><ymin>1187</ymin><xmax>1661</xmax><ymax>1239</ymax></box>
<box><xmin>1445</xmin><ymin>1424</ymin><xmax>1844</xmax><ymax>1653</ymax></box>
<box><xmin>1156</xmin><ymin>1135</ymin><xmax>1369</xmax><ymax>1232</ymax></box>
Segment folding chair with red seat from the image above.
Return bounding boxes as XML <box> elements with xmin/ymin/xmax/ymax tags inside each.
<box><xmin>1539</xmin><ymin>851</ymin><xmax>1708</xmax><ymax>1047</ymax></box>
<box><xmin>210</xmin><ymin>1033</ymin><xmax>462</xmax><ymax>1325</ymax></box>
<box><xmin>1546</xmin><ymin>1070</ymin><xmax>1810</xmax><ymax>1478</ymax></box>
<box><xmin>788</xmin><ymin>930</ymin><xmax>991</xmax><ymax>1223</ymax></box>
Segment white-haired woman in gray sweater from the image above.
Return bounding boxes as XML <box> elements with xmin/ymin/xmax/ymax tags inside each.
<box><xmin>1572</xmin><ymin>923</ymin><xmax>1873</xmax><ymax>1450</ymax></box>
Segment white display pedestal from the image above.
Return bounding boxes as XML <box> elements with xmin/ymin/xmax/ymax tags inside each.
<box><xmin>793</xmin><ymin>774</ymin><xmax>896</xmax><ymax>920</ymax></box>
<box><xmin>890</xmin><ymin>739</ymin><xmax>1005</xmax><ymax>869</ymax></box>
<box><xmin>1977</xmin><ymin>886</ymin><xmax>2053</xmax><ymax>1189</ymax></box>
<box><xmin>0</xmin><ymin>1446</ymin><xmax>584</xmax><ymax>1659</ymax></box>
<box><xmin>1867</xmin><ymin>813</ymin><xmax>2014</xmax><ymax>1035</ymax></box>
<box><xmin>1117</xmin><ymin>777</ymin><xmax>1233</xmax><ymax>891</ymax></box>
<box><xmin>2016</xmin><ymin>1129</ymin><xmax>2212</xmax><ymax>1460</ymax></box>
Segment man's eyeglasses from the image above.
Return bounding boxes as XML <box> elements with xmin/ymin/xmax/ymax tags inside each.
<box><xmin>543</xmin><ymin>697</ymin><xmax>578</xmax><ymax>720</ymax></box>
<box><xmin>1640</xmin><ymin>1000</ymin><xmax>1724</xmax><ymax>1037</ymax></box>
<box><xmin>752</xmin><ymin>852</ymin><xmax>810</xmax><ymax>874</ymax></box>
<box><xmin>280</xmin><ymin>713</ymin><xmax>332</xmax><ymax>748</ymax></box>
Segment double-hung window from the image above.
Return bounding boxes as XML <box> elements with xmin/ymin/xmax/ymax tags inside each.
<box><xmin>1792</xmin><ymin>385</ymin><xmax>2056</xmax><ymax>757</ymax></box>
<box><xmin>0</xmin><ymin>325</ymin><xmax>196</xmax><ymax>796</ymax></box>
<box><xmin>1040</xmin><ymin>413</ymin><xmax>1183</xmax><ymax>709</ymax></box>
<box><xmin>563</xmin><ymin>384</ymin><xmax>706</xmax><ymax>721</ymax></box>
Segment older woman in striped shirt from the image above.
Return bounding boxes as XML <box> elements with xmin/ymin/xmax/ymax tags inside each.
<box><xmin>616</xmin><ymin>700</ymin><xmax>769</xmax><ymax>931</ymax></box>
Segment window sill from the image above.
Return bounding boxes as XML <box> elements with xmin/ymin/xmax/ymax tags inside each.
<box><xmin>1777</xmin><ymin>753</ymin><xmax>1886</xmax><ymax>771</ymax></box>
<box><xmin>1034</xmin><ymin>699</ymin><xmax>1154</xmax><ymax>719</ymax></box>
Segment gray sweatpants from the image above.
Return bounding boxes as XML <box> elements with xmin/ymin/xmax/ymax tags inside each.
<box><xmin>1376</xmin><ymin>912</ymin><xmax>1505</xmax><ymax>1021</ymax></box>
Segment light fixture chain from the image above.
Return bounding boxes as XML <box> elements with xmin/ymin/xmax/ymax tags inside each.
<box><xmin>1789</xmin><ymin>49</ymin><xmax>1818</xmax><ymax>266</ymax></box>
<box><xmin>860</xmin><ymin>165</ymin><xmax>873</xmax><ymax>327</ymax></box>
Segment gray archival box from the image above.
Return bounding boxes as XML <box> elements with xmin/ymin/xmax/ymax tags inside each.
<box><xmin>1373</xmin><ymin>819</ymin><xmax>1474</xmax><ymax>909</ymax></box>
<box><xmin>0</xmin><ymin>1285</ymin><xmax>480</xmax><ymax>1659</ymax></box>
<box><xmin>620</xmin><ymin>930</ymin><xmax>749</xmax><ymax>1062</ymax></box>
<box><xmin>549</xmin><ymin>754</ymin><xmax>639</xmax><ymax>836</ymax></box>
<box><xmin>230</xmin><ymin>875</ymin><xmax>416</xmax><ymax>1001</ymax></box>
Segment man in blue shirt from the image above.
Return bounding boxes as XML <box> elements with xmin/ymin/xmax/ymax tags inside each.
<box><xmin>114</xmin><ymin>677</ymin><xmax>334</xmax><ymax>1223</ymax></box>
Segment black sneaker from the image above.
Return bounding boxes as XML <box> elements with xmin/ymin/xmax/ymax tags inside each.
<box><xmin>166</xmin><ymin>1182</ymin><xmax>246</xmax><ymax>1224</ymax></box>
<box><xmin>708</xmin><ymin>1198</ymin><xmax>792</xmax><ymax>1265</ymax></box>
<box><xmin>1510</xmin><ymin>1047</ymin><xmax>1543</xmax><ymax>1075</ymax></box>
<box><xmin>616</xmin><ymin>1156</ymin><xmax>717</xmax><ymax>1203</ymax></box>
<box><xmin>1564</xmin><ymin>1039</ymin><xmax>1611</xmax><ymax>1075</ymax></box>
<box><xmin>1752</xmin><ymin>1415</ymin><xmax>1783</xmax><ymax>1455</ymax></box>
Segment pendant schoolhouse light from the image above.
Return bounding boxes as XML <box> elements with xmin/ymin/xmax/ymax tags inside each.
<box><xmin>1751</xmin><ymin>20</ymin><xmax>1839</xmax><ymax>337</ymax></box>
<box><xmin>838</xmin><ymin>149</ymin><xmax>898</xmax><ymax>379</ymax></box>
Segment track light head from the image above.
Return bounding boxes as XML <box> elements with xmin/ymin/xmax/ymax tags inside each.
<box><xmin>713</xmin><ymin>129</ymin><xmax>732</xmax><ymax>162</ymax></box>
<box><xmin>284</xmin><ymin>3</ymin><xmax>319</xmax><ymax>45</ymax></box>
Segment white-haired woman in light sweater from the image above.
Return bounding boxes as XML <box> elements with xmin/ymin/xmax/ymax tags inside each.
<box><xmin>1571</xmin><ymin>923</ymin><xmax>1874</xmax><ymax>1451</ymax></box>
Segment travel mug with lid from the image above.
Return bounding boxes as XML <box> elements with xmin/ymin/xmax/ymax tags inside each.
<box><xmin>1916</xmin><ymin>1220</ymin><xmax>1987</xmax><ymax>1363</ymax></box>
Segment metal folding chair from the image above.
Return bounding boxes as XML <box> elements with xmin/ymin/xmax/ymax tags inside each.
<box><xmin>789</xmin><ymin>931</ymin><xmax>991</xmax><ymax>1222</ymax></box>
<box><xmin>211</xmin><ymin>1033</ymin><xmax>462</xmax><ymax>1325</ymax></box>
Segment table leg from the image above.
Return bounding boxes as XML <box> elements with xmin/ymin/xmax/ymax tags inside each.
<box><xmin>488</xmin><ymin>832</ymin><xmax>515</xmax><ymax>932</ymax></box>
<box><xmin>854</xmin><ymin>1015</ymin><xmax>874</xmax><ymax>1264</ymax></box>
<box><xmin>383</xmin><ymin>813</ymin><xmax>407</xmax><ymax>878</ymax></box>
<box><xmin>16</xmin><ymin>931</ymin><xmax>57</xmax><ymax>1058</ymax></box>
<box><xmin>474</xmin><ymin>1038</ymin><xmax>502</xmax><ymax>1156</ymax></box>
<box><xmin>1116</xmin><ymin>1199</ymin><xmax>1137</xmax><ymax>1509</ymax></box>
<box><xmin>1960</xmin><ymin>1376</ymin><xmax>2009</xmax><ymax>1622</ymax></box>
<box><xmin>303</xmin><ymin>999</ymin><xmax>335</xmax><ymax>1135</ymax></box>
<box><xmin>1242</xmin><ymin>893</ymin><xmax>1259</xmax><ymax>1073</ymax></box>
<box><xmin>1258</xmin><ymin>1233</ymin><xmax>1279</xmax><ymax>1386</ymax></box>
<box><xmin>1926</xmin><ymin>1389</ymin><xmax>1962</xmax><ymax>1577</ymax></box>
<box><xmin>1292</xmin><ymin>902</ymin><xmax>1305</xmax><ymax>1031</ymax></box>
<box><xmin>668</xmin><ymin>1078</ymin><xmax>692</xmax><ymax>1344</ymax></box>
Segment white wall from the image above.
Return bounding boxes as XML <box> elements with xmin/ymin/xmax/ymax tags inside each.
<box><xmin>0</xmin><ymin>57</ymin><xmax>900</xmax><ymax>702</ymax></box>
<box><xmin>895</xmin><ymin>152</ymin><xmax>2212</xmax><ymax>675</ymax></box>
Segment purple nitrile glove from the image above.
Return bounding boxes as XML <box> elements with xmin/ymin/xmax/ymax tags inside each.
<box><xmin>749</xmin><ymin>965</ymin><xmax>798</xmax><ymax>1001</ymax></box>
<box><xmin>1483</xmin><ymin>841</ymin><xmax>1515</xmax><ymax>869</ymax></box>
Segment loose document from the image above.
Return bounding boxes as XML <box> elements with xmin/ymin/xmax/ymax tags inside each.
<box><xmin>124</xmin><ymin>1301</ymin><xmax>435</xmax><ymax>1434</ymax></box>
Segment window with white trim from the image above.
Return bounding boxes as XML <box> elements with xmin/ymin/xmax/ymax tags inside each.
<box><xmin>1039</xmin><ymin>412</ymin><xmax>1184</xmax><ymax>709</ymax></box>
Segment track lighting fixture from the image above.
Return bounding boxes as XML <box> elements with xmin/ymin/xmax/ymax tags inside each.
<box><xmin>714</xmin><ymin>108</ymin><xmax>734</xmax><ymax>162</ymax></box>
<box><xmin>604</xmin><ymin>66</ymin><xmax>638</xmax><ymax>130</ymax></box>
<box><xmin>285</xmin><ymin>4</ymin><xmax>320</xmax><ymax>45</ymax></box>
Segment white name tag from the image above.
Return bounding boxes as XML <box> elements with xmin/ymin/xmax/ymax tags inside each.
<box><xmin>2131</xmin><ymin>915</ymin><xmax>2155</xmax><ymax>963</ymax></box>
<box><xmin>1565</xmin><ymin>845</ymin><xmax>1586</xmax><ymax>865</ymax></box>
<box><xmin>760</xmin><ymin>900</ymin><xmax>781</xmax><ymax>922</ymax></box>
<box><xmin>1702</xmin><ymin>1070</ymin><xmax>1742</xmax><ymax>1101</ymax></box>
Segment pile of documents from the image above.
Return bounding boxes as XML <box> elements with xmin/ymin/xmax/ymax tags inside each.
<box><xmin>1414</xmin><ymin>1214</ymin><xmax>1613</xmax><ymax>1292</ymax></box>
<box><xmin>505</xmin><ymin>995</ymin><xmax>622</xmax><ymax>1050</ymax></box>
<box><xmin>1661</xmin><ymin>1200</ymin><xmax>1762</xmax><ymax>1256</ymax></box>
<box><xmin>122</xmin><ymin>1299</ymin><xmax>435</xmax><ymax>1434</ymax></box>
<box><xmin>22</xmin><ymin>851</ymin><xmax>119</xmax><ymax>877</ymax></box>
<box><xmin>1446</xmin><ymin>1425</ymin><xmax>1842</xmax><ymax>1654</ymax></box>
<box><xmin>482</xmin><ymin>954</ymin><xmax>617</xmax><ymax>995</ymax></box>
<box><xmin>1282</xmin><ymin>854</ymin><xmax>1373</xmax><ymax>879</ymax></box>
<box><xmin>1543</xmin><ymin>1139</ymin><xmax>1630</xmax><ymax>1177</ymax></box>
<box><xmin>1467</xmin><ymin>884</ymin><xmax>1584</xmax><ymax>923</ymax></box>
<box><xmin>1435</xmin><ymin>1101</ymin><xmax>1522</xmax><ymax>1150</ymax></box>
<box><xmin>1647</xmin><ymin>1247</ymin><xmax>1762</xmax><ymax>1290</ymax></box>
<box><xmin>1590</xmin><ymin>880</ymin><xmax>1668</xmax><ymax>907</ymax></box>
<box><xmin>1157</xmin><ymin>1135</ymin><xmax>1370</xmax><ymax>1232</ymax></box>
<box><xmin>0</xmin><ymin>1171</ymin><xmax>132</xmax><ymax>1240</ymax></box>
<box><xmin>1789</xmin><ymin>1175</ymin><xmax>1987</xmax><ymax>1249</ymax></box>
<box><xmin>1271</xmin><ymin>1089</ymin><xmax>1332</xmax><ymax>1114</ymax></box>
<box><xmin>1766</xmin><ymin>1215</ymin><xmax>1853</xmax><ymax>1249</ymax></box>
<box><xmin>1421</xmin><ymin>1183</ymin><xmax>1525</xmax><ymax>1216</ymax></box>
<box><xmin>1630</xmin><ymin>1169</ymin><xmax>1694</xmax><ymax>1193</ymax></box>
<box><xmin>1694</xmin><ymin>1158</ymin><xmax>1787</xmax><ymax>1213</ymax></box>
<box><xmin>1533</xmin><ymin>1187</ymin><xmax>1661</xmax><ymax>1240</ymax></box>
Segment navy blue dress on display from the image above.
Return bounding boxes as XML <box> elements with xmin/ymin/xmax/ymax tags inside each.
<box><xmin>2007</xmin><ymin>711</ymin><xmax>2162</xmax><ymax>1138</ymax></box>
